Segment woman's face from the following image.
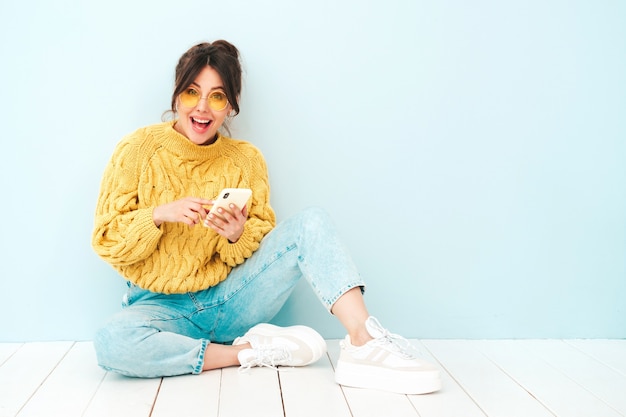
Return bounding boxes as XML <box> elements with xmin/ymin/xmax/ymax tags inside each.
<box><xmin>174</xmin><ymin>66</ymin><xmax>231</xmax><ymax>145</ymax></box>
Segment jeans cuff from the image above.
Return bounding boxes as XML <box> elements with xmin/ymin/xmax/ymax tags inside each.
<box><xmin>326</xmin><ymin>281</ymin><xmax>367</xmax><ymax>313</ymax></box>
<box><xmin>193</xmin><ymin>339</ymin><xmax>210</xmax><ymax>375</ymax></box>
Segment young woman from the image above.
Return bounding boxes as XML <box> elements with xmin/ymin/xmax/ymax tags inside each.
<box><xmin>92</xmin><ymin>40</ymin><xmax>441</xmax><ymax>395</ymax></box>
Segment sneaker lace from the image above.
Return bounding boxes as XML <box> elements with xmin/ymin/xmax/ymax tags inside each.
<box><xmin>238</xmin><ymin>345</ymin><xmax>292</xmax><ymax>372</ymax></box>
<box><xmin>368</xmin><ymin>318</ymin><xmax>421</xmax><ymax>359</ymax></box>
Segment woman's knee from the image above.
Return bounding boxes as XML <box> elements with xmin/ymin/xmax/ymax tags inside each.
<box><xmin>93</xmin><ymin>322</ymin><xmax>121</xmax><ymax>372</ymax></box>
<box><xmin>93</xmin><ymin>316</ymin><xmax>156</xmax><ymax>376</ymax></box>
<box><xmin>296</xmin><ymin>206</ymin><xmax>333</xmax><ymax>230</ymax></box>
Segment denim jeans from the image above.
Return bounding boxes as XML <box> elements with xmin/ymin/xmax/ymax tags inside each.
<box><xmin>94</xmin><ymin>207</ymin><xmax>366</xmax><ymax>377</ymax></box>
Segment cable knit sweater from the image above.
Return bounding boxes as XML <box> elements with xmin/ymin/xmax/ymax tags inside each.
<box><xmin>92</xmin><ymin>121</ymin><xmax>276</xmax><ymax>294</ymax></box>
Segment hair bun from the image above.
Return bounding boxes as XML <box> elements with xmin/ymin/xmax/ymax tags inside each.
<box><xmin>211</xmin><ymin>40</ymin><xmax>240</xmax><ymax>60</ymax></box>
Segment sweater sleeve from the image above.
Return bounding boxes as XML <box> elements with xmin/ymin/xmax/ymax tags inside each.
<box><xmin>91</xmin><ymin>134</ymin><xmax>163</xmax><ymax>267</ymax></box>
<box><xmin>215</xmin><ymin>144</ymin><xmax>276</xmax><ymax>266</ymax></box>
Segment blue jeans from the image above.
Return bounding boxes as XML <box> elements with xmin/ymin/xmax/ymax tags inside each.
<box><xmin>94</xmin><ymin>207</ymin><xmax>366</xmax><ymax>377</ymax></box>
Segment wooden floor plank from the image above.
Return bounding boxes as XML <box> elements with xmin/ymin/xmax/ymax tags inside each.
<box><xmin>151</xmin><ymin>370</ymin><xmax>221</xmax><ymax>417</ymax></box>
<box><xmin>521</xmin><ymin>339</ymin><xmax>626</xmax><ymax>415</ymax></box>
<box><xmin>218</xmin><ymin>365</ymin><xmax>284</xmax><ymax>417</ymax></box>
<box><xmin>411</xmin><ymin>340</ymin><xmax>487</xmax><ymax>417</ymax></box>
<box><xmin>0</xmin><ymin>341</ymin><xmax>73</xmax><ymax>417</ymax></box>
<box><xmin>280</xmin><ymin>346</ymin><xmax>353</xmax><ymax>417</ymax></box>
<box><xmin>474</xmin><ymin>339</ymin><xmax>623</xmax><ymax>417</ymax></box>
<box><xmin>0</xmin><ymin>343</ymin><xmax>22</xmax><ymax>366</ymax></box>
<box><xmin>17</xmin><ymin>342</ymin><xmax>107</xmax><ymax>417</ymax></box>
<box><xmin>566</xmin><ymin>339</ymin><xmax>626</xmax><ymax>377</ymax></box>
<box><xmin>326</xmin><ymin>340</ymin><xmax>421</xmax><ymax>417</ymax></box>
<box><xmin>423</xmin><ymin>340</ymin><xmax>555</xmax><ymax>417</ymax></box>
<box><xmin>2</xmin><ymin>340</ymin><xmax>624</xmax><ymax>417</ymax></box>
<box><xmin>81</xmin><ymin>372</ymin><xmax>162</xmax><ymax>417</ymax></box>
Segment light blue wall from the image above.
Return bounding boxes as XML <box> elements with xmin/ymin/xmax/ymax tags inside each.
<box><xmin>0</xmin><ymin>0</ymin><xmax>624</xmax><ymax>342</ymax></box>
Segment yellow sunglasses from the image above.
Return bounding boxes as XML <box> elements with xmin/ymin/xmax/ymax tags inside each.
<box><xmin>179</xmin><ymin>88</ymin><xmax>229</xmax><ymax>111</ymax></box>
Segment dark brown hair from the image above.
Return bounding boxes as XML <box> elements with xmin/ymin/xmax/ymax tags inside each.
<box><xmin>168</xmin><ymin>40</ymin><xmax>242</xmax><ymax>120</ymax></box>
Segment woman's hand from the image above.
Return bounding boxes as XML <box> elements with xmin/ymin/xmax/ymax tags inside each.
<box><xmin>153</xmin><ymin>197</ymin><xmax>212</xmax><ymax>227</ymax></box>
<box><xmin>204</xmin><ymin>203</ymin><xmax>248</xmax><ymax>243</ymax></box>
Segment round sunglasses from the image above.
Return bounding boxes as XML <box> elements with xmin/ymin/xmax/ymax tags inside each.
<box><xmin>179</xmin><ymin>88</ymin><xmax>229</xmax><ymax>111</ymax></box>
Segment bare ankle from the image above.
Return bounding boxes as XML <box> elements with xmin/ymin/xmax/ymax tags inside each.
<box><xmin>349</xmin><ymin>331</ymin><xmax>374</xmax><ymax>347</ymax></box>
<box><xmin>235</xmin><ymin>342</ymin><xmax>251</xmax><ymax>350</ymax></box>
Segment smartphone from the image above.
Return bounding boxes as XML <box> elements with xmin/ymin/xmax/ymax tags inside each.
<box><xmin>208</xmin><ymin>188</ymin><xmax>252</xmax><ymax>217</ymax></box>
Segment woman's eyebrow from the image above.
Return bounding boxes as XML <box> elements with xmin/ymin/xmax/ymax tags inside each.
<box><xmin>189</xmin><ymin>81</ymin><xmax>225</xmax><ymax>91</ymax></box>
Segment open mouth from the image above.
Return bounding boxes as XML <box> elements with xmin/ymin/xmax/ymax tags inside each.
<box><xmin>192</xmin><ymin>117</ymin><xmax>212</xmax><ymax>130</ymax></box>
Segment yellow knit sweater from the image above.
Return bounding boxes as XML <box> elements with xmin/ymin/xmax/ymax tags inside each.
<box><xmin>92</xmin><ymin>121</ymin><xmax>276</xmax><ymax>294</ymax></box>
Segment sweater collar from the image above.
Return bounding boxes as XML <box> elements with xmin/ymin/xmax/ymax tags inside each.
<box><xmin>154</xmin><ymin>120</ymin><xmax>227</xmax><ymax>161</ymax></box>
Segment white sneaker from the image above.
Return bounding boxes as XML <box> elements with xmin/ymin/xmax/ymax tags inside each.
<box><xmin>335</xmin><ymin>317</ymin><xmax>442</xmax><ymax>394</ymax></box>
<box><xmin>233</xmin><ymin>323</ymin><xmax>327</xmax><ymax>370</ymax></box>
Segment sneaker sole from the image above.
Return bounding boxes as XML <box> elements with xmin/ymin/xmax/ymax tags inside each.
<box><xmin>335</xmin><ymin>360</ymin><xmax>442</xmax><ymax>395</ymax></box>
<box><xmin>249</xmin><ymin>323</ymin><xmax>327</xmax><ymax>366</ymax></box>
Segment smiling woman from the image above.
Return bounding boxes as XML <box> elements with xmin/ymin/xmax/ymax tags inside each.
<box><xmin>90</xmin><ymin>39</ymin><xmax>441</xmax><ymax>395</ymax></box>
<box><xmin>173</xmin><ymin>66</ymin><xmax>231</xmax><ymax>145</ymax></box>
<box><xmin>167</xmin><ymin>41</ymin><xmax>242</xmax><ymax>140</ymax></box>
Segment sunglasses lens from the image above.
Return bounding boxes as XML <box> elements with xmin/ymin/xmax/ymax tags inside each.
<box><xmin>208</xmin><ymin>91</ymin><xmax>228</xmax><ymax>111</ymax></box>
<box><xmin>180</xmin><ymin>88</ymin><xmax>200</xmax><ymax>107</ymax></box>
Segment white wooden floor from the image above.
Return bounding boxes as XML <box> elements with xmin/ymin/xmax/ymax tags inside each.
<box><xmin>1</xmin><ymin>339</ymin><xmax>625</xmax><ymax>417</ymax></box>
